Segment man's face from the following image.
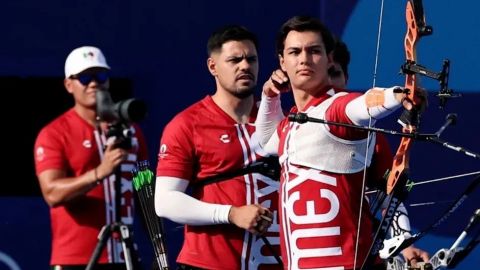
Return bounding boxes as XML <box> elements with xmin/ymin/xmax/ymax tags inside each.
<box><xmin>279</xmin><ymin>31</ymin><xmax>331</xmax><ymax>92</ymax></box>
<box><xmin>208</xmin><ymin>40</ymin><xmax>258</xmax><ymax>99</ymax></box>
<box><xmin>329</xmin><ymin>62</ymin><xmax>347</xmax><ymax>89</ymax></box>
<box><xmin>64</xmin><ymin>67</ymin><xmax>110</xmax><ymax>109</ymax></box>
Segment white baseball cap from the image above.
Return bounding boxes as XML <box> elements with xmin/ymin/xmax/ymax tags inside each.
<box><xmin>64</xmin><ymin>46</ymin><xmax>110</xmax><ymax>78</ymax></box>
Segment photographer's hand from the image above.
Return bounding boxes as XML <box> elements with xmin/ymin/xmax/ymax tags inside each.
<box><xmin>36</xmin><ymin>137</ymin><xmax>128</xmax><ymax>207</ymax></box>
<box><xmin>95</xmin><ymin>137</ymin><xmax>128</xmax><ymax>181</ymax></box>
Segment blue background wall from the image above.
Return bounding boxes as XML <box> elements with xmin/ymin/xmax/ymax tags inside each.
<box><xmin>0</xmin><ymin>0</ymin><xmax>478</xmax><ymax>269</ymax></box>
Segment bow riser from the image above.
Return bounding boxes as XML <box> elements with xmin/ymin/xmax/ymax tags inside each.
<box><xmin>387</xmin><ymin>0</ymin><xmax>424</xmax><ymax>195</ymax></box>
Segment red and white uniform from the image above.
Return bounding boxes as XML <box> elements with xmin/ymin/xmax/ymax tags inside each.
<box><xmin>276</xmin><ymin>90</ymin><xmax>372</xmax><ymax>269</ymax></box>
<box><xmin>34</xmin><ymin>108</ymin><xmax>148</xmax><ymax>265</ymax></box>
<box><xmin>257</xmin><ymin>86</ymin><xmax>401</xmax><ymax>270</ymax></box>
<box><xmin>156</xmin><ymin>96</ymin><xmax>280</xmax><ymax>270</ymax></box>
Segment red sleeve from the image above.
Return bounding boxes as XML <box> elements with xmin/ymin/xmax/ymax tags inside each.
<box><xmin>325</xmin><ymin>92</ymin><xmax>369</xmax><ymax>140</ymax></box>
<box><xmin>368</xmin><ymin>133</ymin><xmax>393</xmax><ymax>188</ymax></box>
<box><xmin>34</xmin><ymin>126</ymin><xmax>67</xmax><ymax>175</ymax></box>
<box><xmin>156</xmin><ymin>114</ymin><xmax>195</xmax><ymax>180</ymax></box>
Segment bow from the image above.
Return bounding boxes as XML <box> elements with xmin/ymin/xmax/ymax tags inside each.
<box><xmin>358</xmin><ymin>0</ymin><xmax>465</xmax><ymax>268</ymax></box>
<box><xmin>386</xmin><ymin>0</ymin><xmax>430</xmax><ymax>195</ymax></box>
<box><xmin>358</xmin><ymin>1</ymin><xmax>430</xmax><ymax>268</ymax></box>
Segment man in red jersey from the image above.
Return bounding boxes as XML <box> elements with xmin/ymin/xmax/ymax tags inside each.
<box><xmin>34</xmin><ymin>46</ymin><xmax>148</xmax><ymax>270</ymax></box>
<box><xmin>255</xmin><ymin>16</ymin><xmax>426</xmax><ymax>270</ymax></box>
<box><xmin>154</xmin><ymin>25</ymin><xmax>281</xmax><ymax>270</ymax></box>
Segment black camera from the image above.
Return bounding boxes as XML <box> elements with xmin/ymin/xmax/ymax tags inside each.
<box><xmin>96</xmin><ymin>89</ymin><xmax>147</xmax><ymax>149</ymax></box>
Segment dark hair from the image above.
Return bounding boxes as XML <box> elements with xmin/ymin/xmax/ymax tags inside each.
<box><xmin>207</xmin><ymin>25</ymin><xmax>259</xmax><ymax>56</ymax></box>
<box><xmin>275</xmin><ymin>16</ymin><xmax>334</xmax><ymax>56</ymax></box>
<box><xmin>332</xmin><ymin>39</ymin><xmax>350</xmax><ymax>78</ymax></box>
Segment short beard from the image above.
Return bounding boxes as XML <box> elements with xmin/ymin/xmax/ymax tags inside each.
<box><xmin>230</xmin><ymin>87</ymin><xmax>255</xmax><ymax>99</ymax></box>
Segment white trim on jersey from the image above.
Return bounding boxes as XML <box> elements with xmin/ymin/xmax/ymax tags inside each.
<box><xmin>281</xmin><ymin>122</ymin><xmax>294</xmax><ymax>270</ymax></box>
<box><xmin>236</xmin><ymin>123</ymin><xmax>254</xmax><ymax>270</ymax></box>
<box><xmin>242</xmin><ymin>124</ymin><xmax>258</xmax><ymax>169</ymax></box>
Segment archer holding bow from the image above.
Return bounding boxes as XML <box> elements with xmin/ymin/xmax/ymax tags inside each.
<box><xmin>255</xmin><ymin>15</ymin><xmax>427</xmax><ymax>270</ymax></box>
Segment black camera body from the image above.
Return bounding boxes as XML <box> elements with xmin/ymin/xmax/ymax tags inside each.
<box><xmin>96</xmin><ymin>90</ymin><xmax>147</xmax><ymax>149</ymax></box>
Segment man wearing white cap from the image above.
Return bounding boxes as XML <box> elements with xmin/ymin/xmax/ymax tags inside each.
<box><xmin>34</xmin><ymin>46</ymin><xmax>148</xmax><ymax>270</ymax></box>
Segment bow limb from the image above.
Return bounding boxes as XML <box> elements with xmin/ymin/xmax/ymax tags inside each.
<box><xmin>387</xmin><ymin>0</ymin><xmax>431</xmax><ymax>194</ymax></box>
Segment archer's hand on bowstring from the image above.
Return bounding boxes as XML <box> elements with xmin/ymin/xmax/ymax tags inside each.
<box><xmin>228</xmin><ymin>204</ymin><xmax>273</xmax><ymax>235</ymax></box>
<box><xmin>263</xmin><ymin>69</ymin><xmax>290</xmax><ymax>97</ymax></box>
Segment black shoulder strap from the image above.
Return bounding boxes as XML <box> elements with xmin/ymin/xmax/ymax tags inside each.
<box><xmin>191</xmin><ymin>155</ymin><xmax>280</xmax><ymax>189</ymax></box>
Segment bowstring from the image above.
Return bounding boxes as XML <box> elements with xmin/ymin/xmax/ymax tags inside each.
<box><xmin>353</xmin><ymin>0</ymin><xmax>385</xmax><ymax>268</ymax></box>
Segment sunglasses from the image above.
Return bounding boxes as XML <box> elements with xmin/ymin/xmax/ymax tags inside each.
<box><xmin>70</xmin><ymin>71</ymin><xmax>109</xmax><ymax>85</ymax></box>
